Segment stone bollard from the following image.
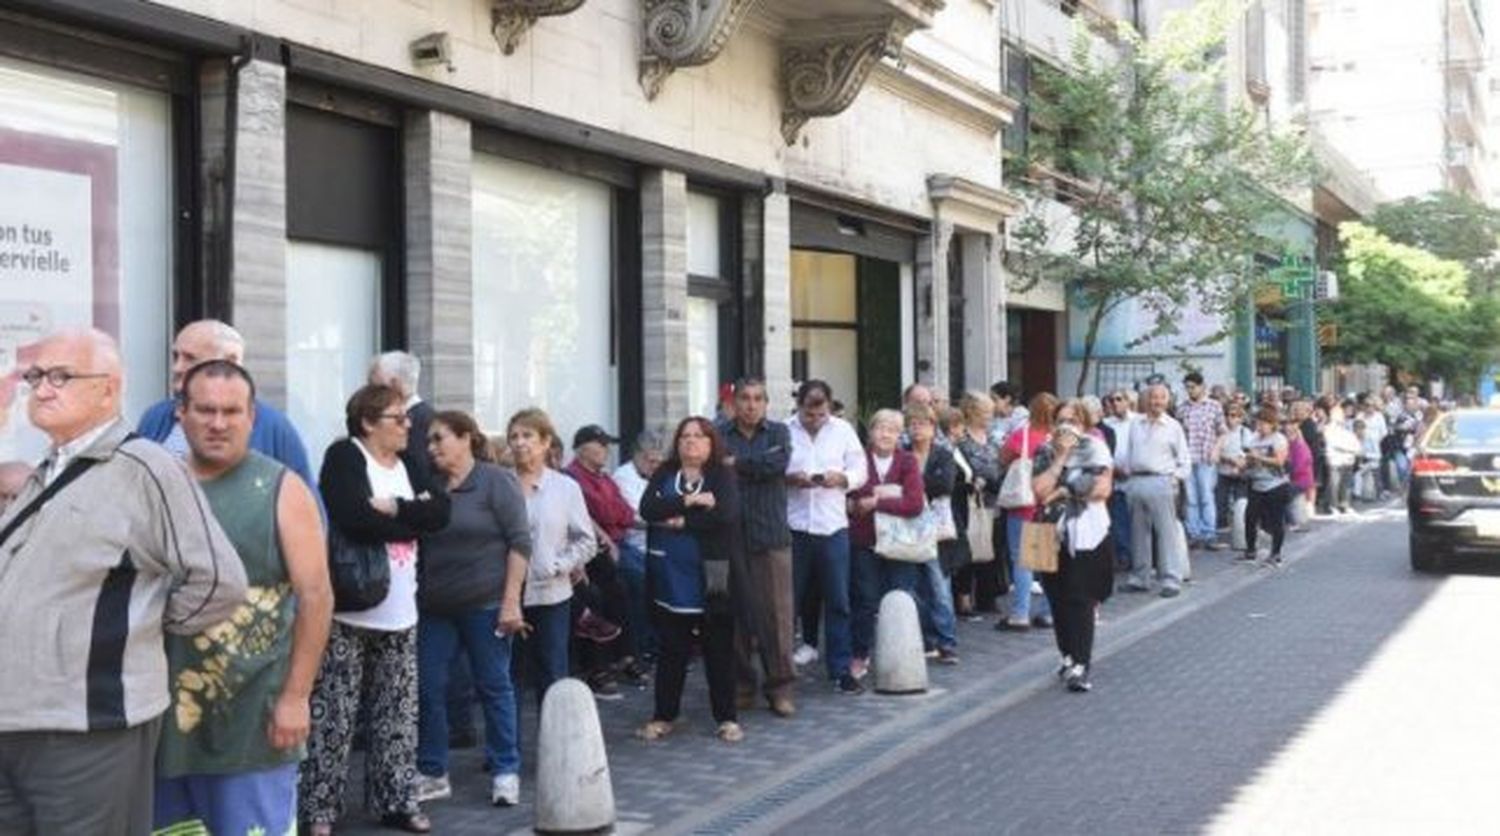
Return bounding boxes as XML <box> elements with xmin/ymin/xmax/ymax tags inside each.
<box><xmin>1230</xmin><ymin>496</ymin><xmax>1249</xmax><ymax>552</ymax></box>
<box><xmin>535</xmin><ymin>678</ymin><xmax>615</xmax><ymax>834</ymax></box>
<box><xmin>873</xmin><ymin>589</ymin><xmax>928</xmax><ymax>695</ymax></box>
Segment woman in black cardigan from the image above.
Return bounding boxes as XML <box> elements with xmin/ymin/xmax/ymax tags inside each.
<box><xmin>300</xmin><ymin>384</ymin><xmax>449</xmax><ymax>836</ymax></box>
<box><xmin>635</xmin><ymin>416</ymin><xmax>745</xmax><ymax>744</ymax></box>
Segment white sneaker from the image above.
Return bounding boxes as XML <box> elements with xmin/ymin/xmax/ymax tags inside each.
<box><xmin>793</xmin><ymin>643</ymin><xmax>819</xmax><ymax>667</ymax></box>
<box><xmin>491</xmin><ymin>773</ymin><xmax>520</xmax><ymax>807</ymax></box>
<box><xmin>1031</xmin><ymin>581</ymin><xmax>1044</xmax><ymax>596</ymax></box>
<box><xmin>415</xmin><ymin>773</ymin><xmax>452</xmax><ymax>802</ymax></box>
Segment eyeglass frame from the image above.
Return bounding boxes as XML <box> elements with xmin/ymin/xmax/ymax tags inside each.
<box><xmin>21</xmin><ymin>366</ymin><xmax>110</xmax><ymax>390</ymax></box>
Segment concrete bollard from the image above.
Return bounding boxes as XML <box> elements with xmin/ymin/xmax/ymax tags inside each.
<box><xmin>873</xmin><ymin>589</ymin><xmax>928</xmax><ymax>695</ymax></box>
<box><xmin>1230</xmin><ymin>497</ymin><xmax>1249</xmax><ymax>551</ymax></box>
<box><xmin>535</xmin><ymin>678</ymin><xmax>615</xmax><ymax>834</ymax></box>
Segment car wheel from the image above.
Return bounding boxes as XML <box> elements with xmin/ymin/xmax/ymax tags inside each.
<box><xmin>1410</xmin><ymin>534</ymin><xmax>1443</xmax><ymax>573</ymax></box>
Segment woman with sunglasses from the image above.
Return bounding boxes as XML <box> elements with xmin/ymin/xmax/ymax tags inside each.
<box><xmin>300</xmin><ymin>385</ymin><xmax>451</xmax><ymax>835</ymax></box>
<box><xmin>413</xmin><ymin>411</ymin><xmax>532</xmax><ymax>808</ymax></box>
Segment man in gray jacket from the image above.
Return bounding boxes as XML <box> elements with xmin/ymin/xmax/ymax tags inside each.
<box><xmin>0</xmin><ymin>328</ymin><xmax>247</xmax><ymax>836</ymax></box>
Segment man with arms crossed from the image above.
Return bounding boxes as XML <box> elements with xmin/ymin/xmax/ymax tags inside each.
<box><xmin>154</xmin><ymin>360</ymin><xmax>333</xmax><ymax>836</ymax></box>
<box><xmin>0</xmin><ymin>329</ymin><xmax>247</xmax><ymax>835</ymax></box>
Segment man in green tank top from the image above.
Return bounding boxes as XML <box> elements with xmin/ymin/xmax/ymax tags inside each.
<box><xmin>153</xmin><ymin>360</ymin><xmax>332</xmax><ymax>836</ymax></box>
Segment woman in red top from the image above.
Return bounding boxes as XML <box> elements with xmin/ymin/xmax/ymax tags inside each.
<box><xmin>997</xmin><ymin>392</ymin><xmax>1059</xmax><ymax>631</ymax></box>
<box><xmin>846</xmin><ymin>409</ymin><xmax>925</xmax><ymax>680</ymax></box>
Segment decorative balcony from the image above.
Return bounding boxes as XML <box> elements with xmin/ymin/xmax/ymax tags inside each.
<box><xmin>635</xmin><ymin>0</ymin><xmax>945</xmax><ymax>142</ymax></box>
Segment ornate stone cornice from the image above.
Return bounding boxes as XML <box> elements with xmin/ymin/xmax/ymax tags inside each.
<box><xmin>640</xmin><ymin>0</ymin><xmax>760</xmax><ymax>100</ymax></box>
<box><xmin>491</xmin><ymin>0</ymin><xmax>587</xmax><ymax>55</ymax></box>
<box><xmin>779</xmin><ymin>16</ymin><xmax>914</xmax><ymax>145</ymax></box>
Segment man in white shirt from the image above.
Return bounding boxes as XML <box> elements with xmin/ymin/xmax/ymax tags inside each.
<box><xmin>1116</xmin><ymin>384</ymin><xmax>1191</xmax><ymax>597</ymax></box>
<box><xmin>785</xmin><ymin>380</ymin><xmax>868</xmax><ymax>694</ymax></box>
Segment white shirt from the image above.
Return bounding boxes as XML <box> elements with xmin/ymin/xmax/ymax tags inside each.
<box><xmin>611</xmin><ymin>461</ymin><xmax>651</xmax><ymax>552</ymax></box>
<box><xmin>1116</xmin><ymin>412</ymin><xmax>1191</xmax><ymax>480</ymax></box>
<box><xmin>162</xmin><ymin>421</ymin><xmax>190</xmax><ymax>460</ymax></box>
<box><xmin>335</xmin><ymin>438</ymin><xmax>419</xmax><ymax>632</ymax></box>
<box><xmin>45</xmin><ymin>417</ymin><xmax>121</xmax><ymax>485</ymax></box>
<box><xmin>785</xmin><ymin>416</ymin><xmax>868</xmax><ymax>536</ymax></box>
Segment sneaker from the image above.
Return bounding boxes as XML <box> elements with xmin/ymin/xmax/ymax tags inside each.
<box><xmin>994</xmin><ymin>618</ymin><xmax>1031</xmax><ymax>632</ymax></box>
<box><xmin>924</xmin><ymin>648</ymin><xmax>940</xmax><ymax>659</ymax></box>
<box><xmin>836</xmin><ymin>673</ymin><xmax>864</xmax><ymax>694</ymax></box>
<box><xmin>491</xmin><ymin>773</ymin><xmax>520</xmax><ymax>807</ymax></box>
<box><xmin>1122</xmin><ymin>581</ymin><xmax>1151</xmax><ymax>593</ymax></box>
<box><xmin>936</xmin><ymin>648</ymin><xmax>960</xmax><ymax>665</ymax></box>
<box><xmin>1031</xmin><ymin>614</ymin><xmax>1053</xmax><ymax>629</ymax></box>
<box><xmin>1056</xmin><ymin>654</ymin><xmax>1074</xmax><ymax>680</ymax></box>
<box><xmin>1030</xmin><ymin>581</ymin><xmax>1044</xmax><ymax>596</ymax></box>
<box><xmin>1264</xmin><ymin>554</ymin><xmax>1284</xmax><ymax>568</ymax></box>
<box><xmin>1159</xmin><ymin>586</ymin><xmax>1181</xmax><ymax>599</ymax></box>
<box><xmin>588</xmin><ymin>673</ymin><xmax>623</xmax><ymax>701</ymax></box>
<box><xmin>792</xmin><ymin>643</ymin><xmax>819</xmax><ymax>668</ymax></box>
<box><xmin>1206</xmin><ymin>540</ymin><xmax>1227</xmax><ymax>551</ymax></box>
<box><xmin>415</xmin><ymin>773</ymin><xmax>452</xmax><ymax>803</ymax></box>
<box><xmin>850</xmin><ymin>657</ymin><xmax>869</xmax><ymax>680</ymax></box>
<box><xmin>574</xmin><ymin>608</ymin><xmax>622</xmax><ymax>644</ymax></box>
<box><xmin>1064</xmin><ymin>663</ymin><xmax>1092</xmax><ymax>693</ymax></box>
<box><xmin>618</xmin><ymin>659</ymin><xmax>652</xmax><ymax>687</ymax></box>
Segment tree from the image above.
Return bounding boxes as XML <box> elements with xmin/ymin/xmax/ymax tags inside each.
<box><xmin>1369</xmin><ymin>191</ymin><xmax>1500</xmax><ymax>295</ymax></box>
<box><xmin>1325</xmin><ymin>223</ymin><xmax>1500</xmax><ymax>391</ymax></box>
<box><xmin>1007</xmin><ymin>0</ymin><xmax>1312</xmax><ymax>395</ymax></box>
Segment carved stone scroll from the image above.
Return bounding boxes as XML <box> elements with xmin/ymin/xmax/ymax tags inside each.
<box><xmin>639</xmin><ymin>0</ymin><xmax>760</xmax><ymax>99</ymax></box>
<box><xmin>491</xmin><ymin>0</ymin><xmax>587</xmax><ymax>55</ymax></box>
<box><xmin>779</xmin><ymin>17</ymin><xmax>914</xmax><ymax>144</ymax></box>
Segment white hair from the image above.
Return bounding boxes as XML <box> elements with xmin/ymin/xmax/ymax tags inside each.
<box><xmin>184</xmin><ymin>319</ymin><xmax>245</xmax><ymax>362</ymax></box>
<box><xmin>371</xmin><ymin>351</ymin><xmax>421</xmax><ymax>396</ymax></box>
<box><xmin>42</xmin><ymin>327</ymin><xmax>122</xmax><ymax>377</ymax></box>
<box><xmin>869</xmin><ymin>408</ymin><xmax>904</xmax><ymax>432</ymax></box>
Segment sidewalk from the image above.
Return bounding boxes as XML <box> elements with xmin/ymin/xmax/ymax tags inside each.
<box><xmin>338</xmin><ymin>510</ymin><xmax>1378</xmax><ymax>835</ymax></box>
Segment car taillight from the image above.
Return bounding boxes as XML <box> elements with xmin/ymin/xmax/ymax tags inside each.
<box><xmin>1412</xmin><ymin>457</ymin><xmax>1455</xmax><ymax>475</ymax></box>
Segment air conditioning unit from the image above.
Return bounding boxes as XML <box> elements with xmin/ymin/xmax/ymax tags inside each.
<box><xmin>1315</xmin><ymin>270</ymin><xmax>1339</xmax><ymax>301</ymax></box>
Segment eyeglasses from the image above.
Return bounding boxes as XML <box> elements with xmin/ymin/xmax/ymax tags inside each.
<box><xmin>21</xmin><ymin>366</ymin><xmax>109</xmax><ymax>389</ymax></box>
<box><xmin>377</xmin><ymin>412</ymin><xmax>411</xmax><ymax>425</ymax></box>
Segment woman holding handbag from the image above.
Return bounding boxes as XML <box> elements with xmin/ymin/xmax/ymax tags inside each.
<box><xmin>635</xmin><ymin>417</ymin><xmax>745</xmax><ymax>743</ymax></box>
<box><xmin>1032</xmin><ymin>398</ymin><xmax>1115</xmax><ymax>693</ymax></box>
<box><xmin>906</xmin><ymin>404</ymin><xmax>960</xmax><ymax>664</ymax></box>
<box><xmin>846</xmin><ymin>409</ymin><xmax>925</xmax><ymax>681</ymax></box>
<box><xmin>301</xmin><ymin>385</ymin><xmax>451</xmax><ymax>835</ymax></box>
<box><xmin>997</xmin><ymin>392</ymin><xmax>1059</xmax><ymax>631</ymax></box>
<box><xmin>952</xmin><ymin>392</ymin><xmax>1002</xmax><ymax>619</ymax></box>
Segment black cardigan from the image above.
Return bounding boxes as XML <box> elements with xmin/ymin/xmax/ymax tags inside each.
<box><xmin>320</xmin><ymin>437</ymin><xmax>451</xmax><ymax>545</ymax></box>
<box><xmin>638</xmin><ymin>463</ymin><xmax>744</xmax><ymax>565</ymax></box>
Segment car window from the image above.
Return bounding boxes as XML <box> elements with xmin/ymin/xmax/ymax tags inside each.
<box><xmin>1425</xmin><ymin>413</ymin><xmax>1500</xmax><ymax>449</ymax></box>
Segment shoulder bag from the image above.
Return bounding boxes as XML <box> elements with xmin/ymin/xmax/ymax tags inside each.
<box><xmin>328</xmin><ymin>527</ymin><xmax>391</xmax><ymax>612</ymax></box>
<box><xmin>998</xmin><ymin>428</ymin><xmax>1037</xmax><ymax>510</ymax></box>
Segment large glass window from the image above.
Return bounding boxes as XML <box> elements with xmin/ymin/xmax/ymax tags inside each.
<box><xmin>0</xmin><ymin>56</ymin><xmax>171</xmax><ymax>462</ymax></box>
<box><xmin>791</xmin><ymin>250</ymin><xmax>860</xmax><ymax>407</ymax></box>
<box><xmin>285</xmin><ymin>242</ymin><xmax>382</xmax><ymax>472</ymax></box>
<box><xmin>472</xmin><ymin>154</ymin><xmax>615</xmax><ymax>441</ymax></box>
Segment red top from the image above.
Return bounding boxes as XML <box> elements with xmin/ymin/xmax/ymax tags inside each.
<box><xmin>1001</xmin><ymin>426</ymin><xmax>1047</xmax><ymax>522</ymax></box>
<box><xmin>847</xmin><ymin>448</ymin><xmax>925</xmax><ymax>548</ymax></box>
<box><xmin>565</xmin><ymin>459</ymin><xmax>637</xmax><ymax>544</ymax></box>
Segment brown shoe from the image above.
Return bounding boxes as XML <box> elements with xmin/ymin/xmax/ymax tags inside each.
<box><xmin>768</xmin><ymin>696</ymin><xmax>796</xmax><ymax>717</ymax></box>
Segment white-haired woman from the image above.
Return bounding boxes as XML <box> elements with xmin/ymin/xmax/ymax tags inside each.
<box><xmin>845</xmin><ymin>409</ymin><xmax>925</xmax><ymax>680</ymax></box>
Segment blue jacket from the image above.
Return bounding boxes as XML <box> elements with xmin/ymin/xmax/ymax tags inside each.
<box><xmin>136</xmin><ymin>397</ymin><xmax>317</xmax><ymax>492</ymax></box>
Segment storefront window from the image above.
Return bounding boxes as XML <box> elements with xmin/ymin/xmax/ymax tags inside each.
<box><xmin>686</xmin><ymin>297</ymin><xmax>720</xmax><ymax>416</ymax></box>
<box><xmin>472</xmin><ymin>154</ymin><xmax>615</xmax><ymax>441</ymax></box>
<box><xmin>0</xmin><ymin>56</ymin><xmax>172</xmax><ymax>461</ymax></box>
<box><xmin>791</xmin><ymin>250</ymin><xmax>860</xmax><ymax>407</ymax></box>
<box><xmin>285</xmin><ymin>242</ymin><xmax>383</xmax><ymax>471</ymax></box>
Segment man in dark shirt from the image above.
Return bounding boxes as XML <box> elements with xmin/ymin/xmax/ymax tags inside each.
<box><xmin>716</xmin><ymin>377</ymin><xmax>796</xmax><ymax>717</ymax></box>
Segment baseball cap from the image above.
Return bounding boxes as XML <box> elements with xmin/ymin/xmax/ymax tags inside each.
<box><xmin>573</xmin><ymin>424</ymin><xmax>619</xmax><ymax>448</ymax></box>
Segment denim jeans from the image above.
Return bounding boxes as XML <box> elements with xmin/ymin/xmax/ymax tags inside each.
<box><xmin>791</xmin><ymin>529</ymin><xmax>853</xmax><ymax>679</ymax></box>
<box><xmin>416</xmin><ymin>607</ymin><xmax>519</xmax><ymax>777</ymax></box>
<box><xmin>849</xmin><ymin>545</ymin><xmax>883</xmax><ymax>660</ymax></box>
<box><xmin>1108</xmin><ymin>488</ymin><xmax>1133</xmax><ymax>569</ymax></box>
<box><xmin>518</xmin><ymin>600</ymin><xmax>570</xmax><ymax>707</ymax></box>
<box><xmin>618</xmin><ymin>542</ymin><xmax>656</xmax><ymax>659</ymax></box>
<box><xmin>1185</xmin><ymin>463</ymin><xmax>1218</xmax><ymax>543</ymax></box>
<box><xmin>1006</xmin><ymin>514</ymin><xmax>1052</xmax><ymax>622</ymax></box>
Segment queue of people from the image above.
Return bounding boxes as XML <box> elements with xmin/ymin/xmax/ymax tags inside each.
<box><xmin>0</xmin><ymin>317</ymin><xmax>1430</xmax><ymax>835</ymax></box>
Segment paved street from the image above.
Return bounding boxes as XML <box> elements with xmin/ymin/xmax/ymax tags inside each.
<box><xmin>336</xmin><ymin>507</ymin><xmax>1500</xmax><ymax>835</ymax></box>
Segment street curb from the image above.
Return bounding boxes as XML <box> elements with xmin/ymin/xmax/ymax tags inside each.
<box><xmin>663</xmin><ymin>511</ymin><xmax>1382</xmax><ymax>835</ymax></box>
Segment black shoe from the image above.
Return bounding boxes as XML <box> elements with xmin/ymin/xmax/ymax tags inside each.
<box><xmin>1031</xmin><ymin>614</ymin><xmax>1054</xmax><ymax>629</ymax></box>
<box><xmin>936</xmin><ymin>648</ymin><xmax>960</xmax><ymax>665</ymax></box>
<box><xmin>1064</xmin><ymin>665</ymin><xmax>1092</xmax><ymax>693</ymax></box>
<box><xmin>587</xmin><ymin>673</ymin><xmax>623</xmax><ymax>701</ymax></box>
<box><xmin>836</xmin><ymin>674</ymin><xmax>864</xmax><ymax>694</ymax></box>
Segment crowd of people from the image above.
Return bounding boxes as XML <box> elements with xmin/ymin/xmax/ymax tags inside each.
<box><xmin>0</xmin><ymin>318</ymin><xmax>1445</xmax><ymax>835</ymax></box>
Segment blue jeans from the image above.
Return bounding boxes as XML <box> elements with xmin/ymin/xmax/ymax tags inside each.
<box><xmin>1006</xmin><ymin>514</ymin><xmax>1052</xmax><ymax>622</ymax></box>
<box><xmin>1185</xmin><ymin>463</ymin><xmax>1218</xmax><ymax>542</ymax></box>
<box><xmin>417</xmin><ymin>608</ymin><xmax>519</xmax><ymax>777</ymax></box>
<box><xmin>618</xmin><ymin>542</ymin><xmax>656</xmax><ymax>659</ymax></box>
<box><xmin>520</xmin><ymin>600</ymin><xmax>571</xmax><ymax>707</ymax></box>
<box><xmin>917</xmin><ymin>559</ymin><xmax>957</xmax><ymax>652</ymax></box>
<box><xmin>791</xmin><ymin>530</ymin><xmax>853</xmax><ymax>679</ymax></box>
<box><xmin>1108</xmin><ymin>489</ymin><xmax>1133</xmax><ymax>569</ymax></box>
<box><xmin>850</xmin><ymin>545</ymin><xmax>883</xmax><ymax>660</ymax></box>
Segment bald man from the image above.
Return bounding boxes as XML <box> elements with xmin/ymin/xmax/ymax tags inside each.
<box><xmin>0</xmin><ymin>328</ymin><xmax>247</xmax><ymax>835</ymax></box>
<box><xmin>137</xmin><ymin>320</ymin><xmax>315</xmax><ymax>490</ymax></box>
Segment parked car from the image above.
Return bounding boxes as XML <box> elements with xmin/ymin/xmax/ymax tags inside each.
<box><xmin>1408</xmin><ymin>409</ymin><xmax>1500</xmax><ymax>572</ymax></box>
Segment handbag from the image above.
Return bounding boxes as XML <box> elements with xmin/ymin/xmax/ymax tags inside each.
<box><xmin>966</xmin><ymin>494</ymin><xmax>996</xmax><ymax>563</ymax></box>
<box><xmin>998</xmin><ymin>429</ymin><xmax>1036</xmax><ymax>510</ymax></box>
<box><xmin>929</xmin><ymin>497</ymin><xmax>958</xmax><ymax>542</ymax></box>
<box><xmin>874</xmin><ymin>509</ymin><xmax>939</xmax><ymax>563</ymax></box>
<box><xmin>328</xmin><ymin>527</ymin><xmax>391</xmax><ymax>612</ymax></box>
<box><xmin>1019</xmin><ymin>519</ymin><xmax>1059</xmax><ymax>573</ymax></box>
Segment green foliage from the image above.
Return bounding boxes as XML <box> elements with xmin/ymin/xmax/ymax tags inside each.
<box><xmin>1327</xmin><ymin>223</ymin><xmax>1500</xmax><ymax>391</ymax></box>
<box><xmin>1008</xmin><ymin>0</ymin><xmax>1313</xmax><ymax>395</ymax></box>
<box><xmin>1369</xmin><ymin>191</ymin><xmax>1500</xmax><ymax>294</ymax></box>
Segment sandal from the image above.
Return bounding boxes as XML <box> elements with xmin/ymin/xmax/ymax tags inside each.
<box><xmin>636</xmin><ymin>719</ymin><xmax>674</xmax><ymax>741</ymax></box>
<box><xmin>717</xmin><ymin>721</ymin><xmax>745</xmax><ymax>743</ymax></box>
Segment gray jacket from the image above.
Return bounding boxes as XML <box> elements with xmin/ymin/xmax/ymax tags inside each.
<box><xmin>0</xmin><ymin>420</ymin><xmax>247</xmax><ymax>732</ymax></box>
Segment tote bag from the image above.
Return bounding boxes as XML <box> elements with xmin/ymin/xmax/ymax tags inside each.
<box><xmin>875</xmin><ymin>509</ymin><xmax>940</xmax><ymax>563</ymax></box>
<box><xmin>966</xmin><ymin>494</ymin><xmax>996</xmax><ymax>564</ymax></box>
<box><xmin>998</xmin><ymin>429</ymin><xmax>1037</xmax><ymax>510</ymax></box>
<box><xmin>1019</xmin><ymin>519</ymin><xmax>1059</xmax><ymax>573</ymax></box>
<box><xmin>930</xmin><ymin>497</ymin><xmax>958</xmax><ymax>542</ymax></box>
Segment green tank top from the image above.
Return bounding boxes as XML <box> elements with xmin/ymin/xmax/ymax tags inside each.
<box><xmin>158</xmin><ymin>451</ymin><xmax>297</xmax><ymax>777</ymax></box>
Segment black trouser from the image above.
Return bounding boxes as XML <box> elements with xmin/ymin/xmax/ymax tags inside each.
<box><xmin>572</xmin><ymin>550</ymin><xmax>630</xmax><ymax>678</ymax></box>
<box><xmin>0</xmin><ymin>717</ymin><xmax>161</xmax><ymax>836</ymax></box>
<box><xmin>1246</xmin><ymin>483</ymin><xmax>1292</xmax><ymax>557</ymax></box>
<box><xmin>653</xmin><ymin>605</ymin><xmax>736</xmax><ymax>724</ymax></box>
<box><xmin>1039</xmin><ymin>542</ymin><xmax>1111</xmax><ymax>668</ymax></box>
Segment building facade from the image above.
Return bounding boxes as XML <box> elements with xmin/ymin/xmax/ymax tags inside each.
<box><xmin>0</xmin><ymin>0</ymin><xmax>1026</xmax><ymax>466</ymax></box>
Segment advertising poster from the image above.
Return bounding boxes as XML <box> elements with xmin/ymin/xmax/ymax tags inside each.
<box><xmin>0</xmin><ymin>128</ymin><xmax>118</xmax><ymax>461</ymax></box>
